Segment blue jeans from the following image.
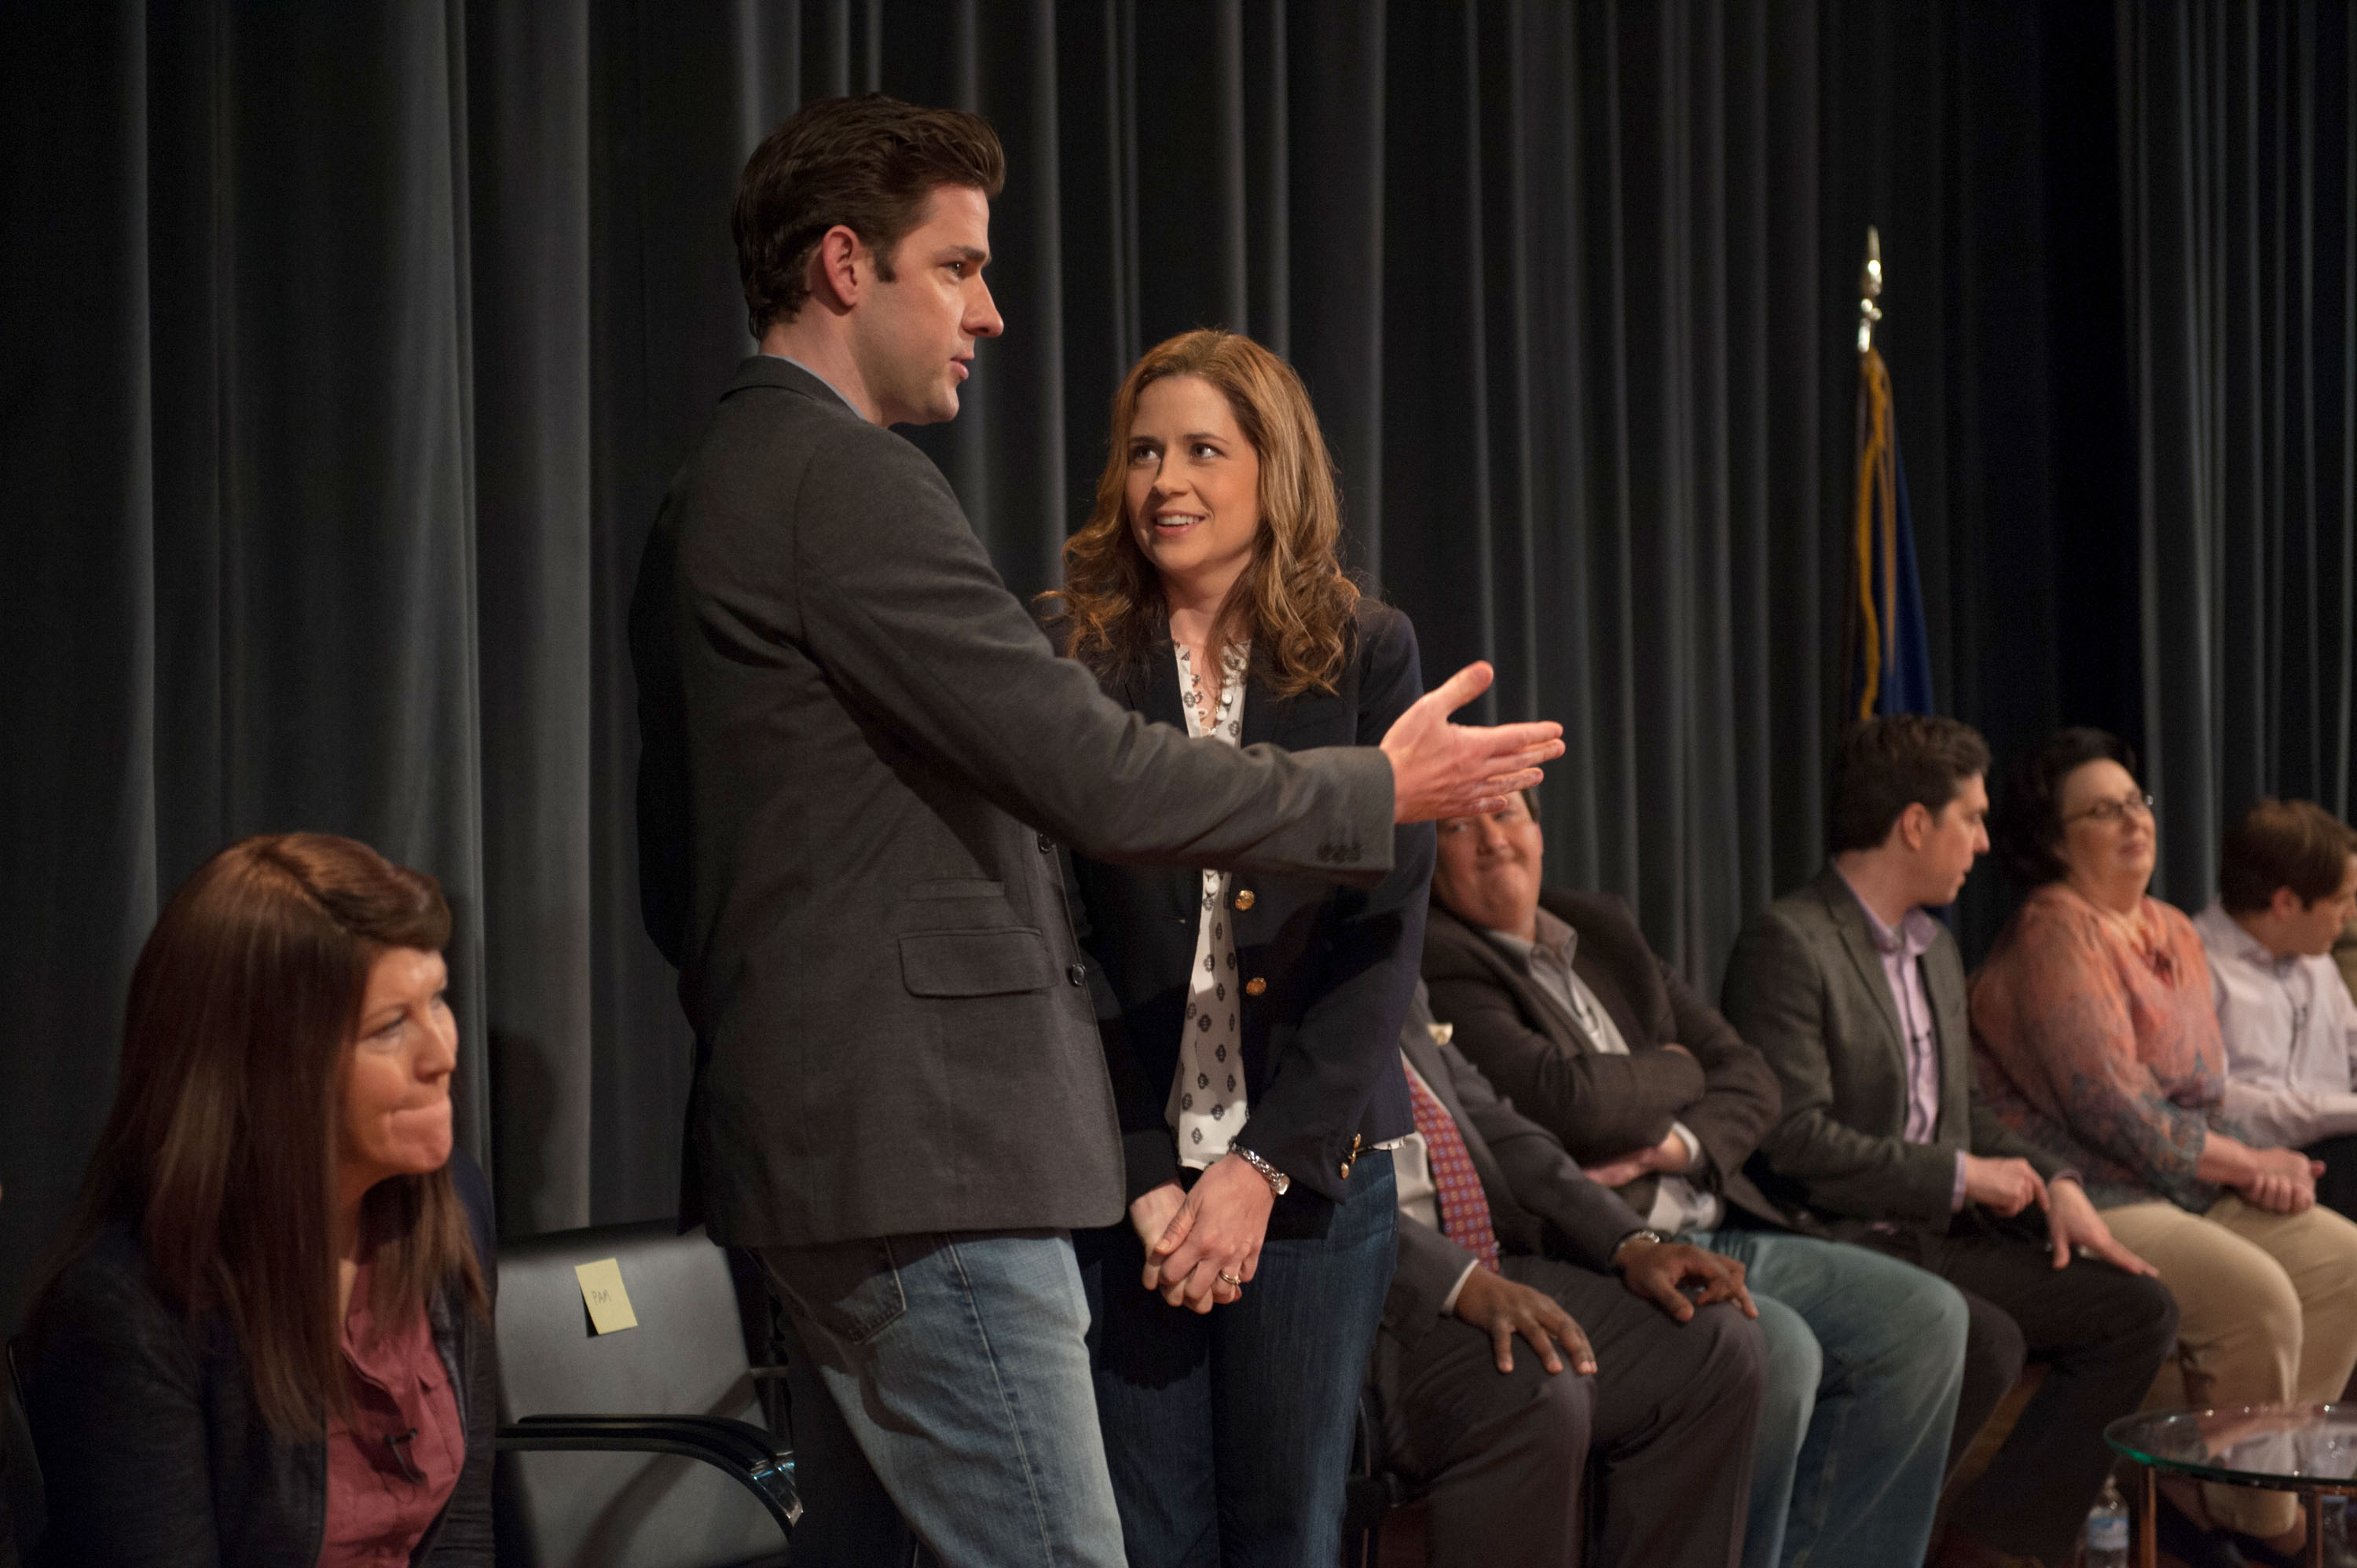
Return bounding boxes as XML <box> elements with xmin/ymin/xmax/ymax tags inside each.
<box><xmin>1076</xmin><ymin>1152</ymin><xmax>1398</xmax><ymax>1568</ymax></box>
<box><xmin>759</xmin><ymin>1229</ymin><xmax>1127</xmax><ymax>1568</ymax></box>
<box><xmin>1687</xmin><ymin>1227</ymin><xmax>1968</xmax><ymax>1568</ymax></box>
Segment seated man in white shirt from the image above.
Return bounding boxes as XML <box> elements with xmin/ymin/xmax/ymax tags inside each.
<box><xmin>2198</xmin><ymin>797</ymin><xmax>2357</xmax><ymax>1218</ymax></box>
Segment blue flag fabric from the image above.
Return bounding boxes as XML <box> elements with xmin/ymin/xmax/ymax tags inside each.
<box><xmin>1846</xmin><ymin>346</ymin><xmax>1934</xmax><ymax>720</ymax></box>
<box><xmin>1874</xmin><ymin>441</ymin><xmax>1934</xmax><ymax>716</ymax></box>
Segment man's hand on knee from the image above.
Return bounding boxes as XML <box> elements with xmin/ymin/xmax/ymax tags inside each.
<box><xmin>1452</xmin><ymin>1268</ymin><xmax>1596</xmax><ymax>1376</ymax></box>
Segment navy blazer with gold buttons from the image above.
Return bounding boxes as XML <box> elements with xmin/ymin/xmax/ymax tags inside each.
<box><xmin>1061</xmin><ymin>600</ymin><xmax>1431</xmax><ymax>1206</ymax></box>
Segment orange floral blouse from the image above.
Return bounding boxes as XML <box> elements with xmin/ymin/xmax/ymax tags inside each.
<box><xmin>1969</xmin><ymin>883</ymin><xmax>2240</xmax><ymax>1211</ymax></box>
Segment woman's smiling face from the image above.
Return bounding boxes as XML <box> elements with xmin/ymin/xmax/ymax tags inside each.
<box><xmin>1124</xmin><ymin>373</ymin><xmax>1263</xmax><ymax>604</ymax></box>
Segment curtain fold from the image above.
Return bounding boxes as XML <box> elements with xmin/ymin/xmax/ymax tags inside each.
<box><xmin>2120</xmin><ymin>0</ymin><xmax>2357</xmax><ymax>908</ymax></box>
<box><xmin>7</xmin><ymin>0</ymin><xmax>2344</xmax><ymax>1324</ymax></box>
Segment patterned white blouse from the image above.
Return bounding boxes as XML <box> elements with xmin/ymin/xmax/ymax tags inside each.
<box><xmin>1168</xmin><ymin>640</ymin><xmax>1249</xmax><ymax>1167</ymax></box>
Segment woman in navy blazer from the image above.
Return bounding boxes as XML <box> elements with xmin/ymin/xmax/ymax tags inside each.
<box><xmin>1050</xmin><ymin>330</ymin><xmax>1431</xmax><ymax>1567</ymax></box>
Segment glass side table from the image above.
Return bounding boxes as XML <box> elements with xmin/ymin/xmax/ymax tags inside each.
<box><xmin>2106</xmin><ymin>1405</ymin><xmax>2357</xmax><ymax>1568</ymax></box>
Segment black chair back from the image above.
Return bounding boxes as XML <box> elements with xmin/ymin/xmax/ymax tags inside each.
<box><xmin>495</xmin><ymin>1221</ymin><xmax>788</xmax><ymax>1568</ymax></box>
<box><xmin>2</xmin><ymin>1343</ymin><xmax>39</xmax><ymax>1568</ymax></box>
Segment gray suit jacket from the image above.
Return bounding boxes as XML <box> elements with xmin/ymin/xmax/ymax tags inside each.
<box><xmin>630</xmin><ymin>357</ymin><xmax>1394</xmax><ymax>1247</ymax></box>
<box><xmin>1385</xmin><ymin>991</ymin><xmax>1640</xmax><ymax>1349</ymax></box>
<box><xmin>1721</xmin><ymin>865</ymin><xmax>2062</xmax><ymax>1230</ymax></box>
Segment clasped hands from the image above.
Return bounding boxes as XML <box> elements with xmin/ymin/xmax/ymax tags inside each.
<box><xmin>1129</xmin><ymin>1154</ymin><xmax>1277</xmax><ymax>1313</ymax></box>
<box><xmin>2234</xmin><ymin>1145</ymin><xmax>2326</xmax><ymax>1214</ymax></box>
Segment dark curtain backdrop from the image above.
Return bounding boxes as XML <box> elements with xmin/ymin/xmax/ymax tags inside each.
<box><xmin>5</xmin><ymin>0</ymin><xmax>2348</xmax><ymax>1326</ymax></box>
<box><xmin>2119</xmin><ymin>0</ymin><xmax>2357</xmax><ymax>907</ymax></box>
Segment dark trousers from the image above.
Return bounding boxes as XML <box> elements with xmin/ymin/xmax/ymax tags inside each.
<box><xmin>1368</xmin><ymin>1255</ymin><xmax>1766</xmax><ymax>1568</ymax></box>
<box><xmin>1076</xmin><ymin>1152</ymin><xmax>1398</xmax><ymax>1568</ymax></box>
<box><xmin>1857</xmin><ymin>1214</ymin><xmax>2180</xmax><ymax>1564</ymax></box>
<box><xmin>2308</xmin><ymin>1134</ymin><xmax>2357</xmax><ymax>1222</ymax></box>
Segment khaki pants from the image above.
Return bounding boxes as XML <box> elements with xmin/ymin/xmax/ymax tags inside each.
<box><xmin>2102</xmin><ymin>1196</ymin><xmax>2357</xmax><ymax>1537</ymax></box>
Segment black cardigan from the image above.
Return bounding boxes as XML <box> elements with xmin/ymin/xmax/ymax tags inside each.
<box><xmin>18</xmin><ymin>1154</ymin><xmax>498</xmax><ymax>1567</ymax></box>
<box><xmin>1062</xmin><ymin>601</ymin><xmax>1432</xmax><ymax>1205</ymax></box>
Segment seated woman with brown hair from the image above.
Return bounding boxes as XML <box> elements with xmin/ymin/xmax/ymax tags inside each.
<box><xmin>1970</xmin><ymin>730</ymin><xmax>2357</xmax><ymax>1568</ymax></box>
<box><xmin>20</xmin><ymin>833</ymin><xmax>494</xmax><ymax>1567</ymax></box>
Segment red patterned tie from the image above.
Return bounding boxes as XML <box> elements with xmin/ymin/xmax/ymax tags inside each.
<box><xmin>1403</xmin><ymin>1060</ymin><xmax>1502</xmax><ymax>1272</ymax></box>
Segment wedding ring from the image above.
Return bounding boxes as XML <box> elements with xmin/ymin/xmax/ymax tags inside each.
<box><xmin>1217</xmin><ymin>1270</ymin><xmax>1243</xmax><ymax>1287</ymax></box>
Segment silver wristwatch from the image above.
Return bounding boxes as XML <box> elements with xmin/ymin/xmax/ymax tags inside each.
<box><xmin>1233</xmin><ymin>1146</ymin><xmax>1291</xmax><ymax>1197</ymax></box>
<box><xmin>1610</xmin><ymin>1227</ymin><xmax>1669</xmax><ymax>1273</ymax></box>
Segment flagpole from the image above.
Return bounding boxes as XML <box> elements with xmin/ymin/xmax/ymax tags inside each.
<box><xmin>1849</xmin><ymin>228</ymin><xmax>1896</xmax><ymax>721</ymax></box>
<box><xmin>1857</xmin><ymin>225</ymin><xmax>1882</xmax><ymax>355</ymax></box>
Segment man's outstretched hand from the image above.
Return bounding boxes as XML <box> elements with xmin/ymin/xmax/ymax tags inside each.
<box><xmin>1382</xmin><ymin>662</ymin><xmax>1566</xmax><ymax>823</ymax></box>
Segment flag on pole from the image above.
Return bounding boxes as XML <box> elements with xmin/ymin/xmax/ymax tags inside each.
<box><xmin>1844</xmin><ymin>229</ymin><xmax>1934</xmax><ymax>720</ymax></box>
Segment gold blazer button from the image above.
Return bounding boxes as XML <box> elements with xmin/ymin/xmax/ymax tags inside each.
<box><xmin>1233</xmin><ymin>889</ymin><xmax>1255</xmax><ymax>910</ymax></box>
<box><xmin>1244</xmin><ymin>977</ymin><xmax>1267</xmax><ymax>996</ymax></box>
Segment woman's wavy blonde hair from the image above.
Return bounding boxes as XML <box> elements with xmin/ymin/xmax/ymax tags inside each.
<box><xmin>1049</xmin><ymin>329</ymin><xmax>1360</xmax><ymax>696</ymax></box>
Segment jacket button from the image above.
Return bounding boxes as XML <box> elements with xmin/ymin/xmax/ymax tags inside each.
<box><xmin>1067</xmin><ymin>962</ymin><xmax>1086</xmax><ymax>986</ymax></box>
<box><xmin>1340</xmin><ymin>1163</ymin><xmax>1352</xmax><ymax>1179</ymax></box>
<box><xmin>1233</xmin><ymin>889</ymin><xmax>1255</xmax><ymax>910</ymax></box>
<box><xmin>1038</xmin><ymin>833</ymin><xmax>1053</xmax><ymax>852</ymax></box>
<box><xmin>1244</xmin><ymin>977</ymin><xmax>1266</xmax><ymax>996</ymax></box>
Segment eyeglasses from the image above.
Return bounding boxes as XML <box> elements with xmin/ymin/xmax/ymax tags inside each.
<box><xmin>2063</xmin><ymin>792</ymin><xmax>2156</xmax><ymax>826</ymax></box>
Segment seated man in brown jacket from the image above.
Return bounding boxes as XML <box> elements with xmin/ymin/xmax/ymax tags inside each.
<box><xmin>1721</xmin><ymin>716</ymin><xmax>2179</xmax><ymax>1568</ymax></box>
<box><xmin>1424</xmin><ymin>789</ymin><xmax>1969</xmax><ymax>1568</ymax></box>
<box><xmin>1373</xmin><ymin>983</ymin><xmax>1767</xmax><ymax>1568</ymax></box>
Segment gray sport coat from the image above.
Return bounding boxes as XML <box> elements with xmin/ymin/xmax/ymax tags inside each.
<box><xmin>1720</xmin><ymin>865</ymin><xmax>2062</xmax><ymax>1232</ymax></box>
<box><xmin>630</xmin><ymin>357</ymin><xmax>1395</xmax><ymax>1248</ymax></box>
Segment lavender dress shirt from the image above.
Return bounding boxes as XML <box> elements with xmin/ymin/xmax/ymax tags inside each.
<box><xmin>1835</xmin><ymin>869</ymin><xmax>1969</xmax><ymax>1211</ymax></box>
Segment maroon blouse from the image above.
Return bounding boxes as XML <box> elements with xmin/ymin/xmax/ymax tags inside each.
<box><xmin>318</xmin><ymin>1263</ymin><xmax>466</xmax><ymax>1566</ymax></box>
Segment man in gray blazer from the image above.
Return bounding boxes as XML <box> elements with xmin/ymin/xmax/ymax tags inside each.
<box><xmin>1721</xmin><ymin>716</ymin><xmax>2177</xmax><ymax>1568</ymax></box>
<box><xmin>1373</xmin><ymin>984</ymin><xmax>1766</xmax><ymax>1568</ymax></box>
<box><xmin>630</xmin><ymin>97</ymin><xmax>1563</xmax><ymax>1566</ymax></box>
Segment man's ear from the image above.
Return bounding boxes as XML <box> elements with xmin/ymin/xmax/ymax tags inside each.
<box><xmin>2275</xmin><ymin>885</ymin><xmax>2308</xmax><ymax>922</ymax></box>
<box><xmin>1898</xmin><ymin>801</ymin><xmax>1934</xmax><ymax>852</ymax></box>
<box><xmin>805</xmin><ymin>225</ymin><xmax>867</xmax><ymax>314</ymax></box>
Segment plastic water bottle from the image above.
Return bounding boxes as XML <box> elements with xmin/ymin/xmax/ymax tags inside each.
<box><xmin>2085</xmin><ymin>1475</ymin><xmax>2130</xmax><ymax>1568</ymax></box>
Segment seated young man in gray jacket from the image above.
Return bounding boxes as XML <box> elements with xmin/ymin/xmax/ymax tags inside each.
<box><xmin>1374</xmin><ymin>983</ymin><xmax>1765</xmax><ymax>1568</ymax></box>
<box><xmin>1721</xmin><ymin>716</ymin><xmax>2179</xmax><ymax>1568</ymax></box>
<box><xmin>1424</xmin><ymin>789</ymin><xmax>1968</xmax><ymax>1568</ymax></box>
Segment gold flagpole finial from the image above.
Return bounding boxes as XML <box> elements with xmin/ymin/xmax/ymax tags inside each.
<box><xmin>1857</xmin><ymin>225</ymin><xmax>1883</xmax><ymax>357</ymax></box>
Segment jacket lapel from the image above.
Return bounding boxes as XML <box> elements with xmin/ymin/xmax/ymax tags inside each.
<box><xmin>1815</xmin><ymin>867</ymin><xmax>1909</xmax><ymax>1075</ymax></box>
<box><xmin>1238</xmin><ymin>660</ymin><xmax>1287</xmax><ymax>749</ymax></box>
<box><xmin>1435</xmin><ymin>907</ymin><xmax>1591</xmax><ymax>1056</ymax></box>
<box><xmin>1127</xmin><ymin>642</ymin><xmax>1201</xmax><ymax>919</ymax></box>
<box><xmin>1923</xmin><ymin>936</ymin><xmax>1974</xmax><ymax>1145</ymax></box>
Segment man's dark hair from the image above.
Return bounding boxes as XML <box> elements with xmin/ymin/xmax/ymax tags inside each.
<box><xmin>734</xmin><ymin>93</ymin><xmax>1006</xmax><ymax>339</ymax></box>
<box><xmin>2218</xmin><ymin>798</ymin><xmax>2357</xmax><ymax>913</ymax></box>
<box><xmin>1989</xmin><ymin>727</ymin><xmax>2140</xmax><ymax>886</ymax></box>
<box><xmin>1827</xmin><ymin>716</ymin><xmax>1991</xmax><ymax>853</ymax></box>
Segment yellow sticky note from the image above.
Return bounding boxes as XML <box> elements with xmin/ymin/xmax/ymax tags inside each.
<box><xmin>574</xmin><ymin>1258</ymin><xmax>639</xmax><ymax>1335</ymax></box>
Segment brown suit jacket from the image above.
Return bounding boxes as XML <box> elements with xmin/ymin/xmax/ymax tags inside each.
<box><xmin>1422</xmin><ymin>890</ymin><xmax>1784</xmax><ymax>1230</ymax></box>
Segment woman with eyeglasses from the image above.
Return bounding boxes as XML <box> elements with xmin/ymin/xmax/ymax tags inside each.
<box><xmin>1970</xmin><ymin>728</ymin><xmax>2357</xmax><ymax>1568</ymax></box>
